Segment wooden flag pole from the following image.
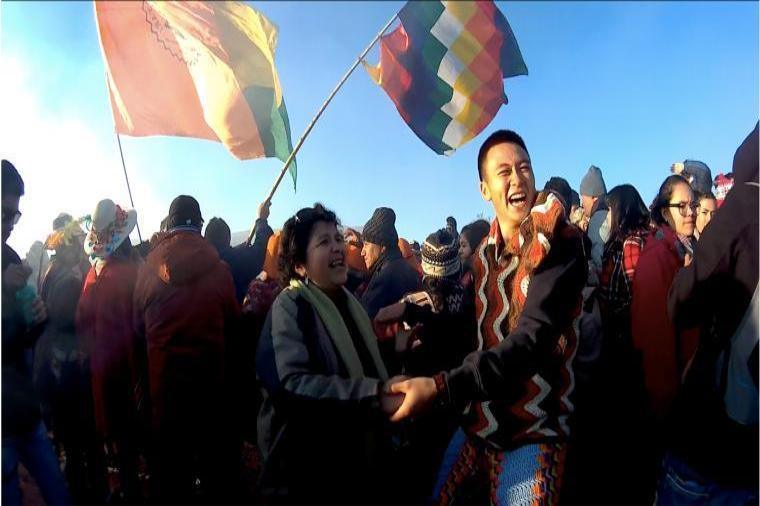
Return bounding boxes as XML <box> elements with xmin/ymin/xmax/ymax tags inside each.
<box><xmin>102</xmin><ymin>71</ymin><xmax>143</xmax><ymax>244</ymax></box>
<box><xmin>246</xmin><ymin>11</ymin><xmax>399</xmax><ymax>246</ymax></box>
<box><xmin>115</xmin><ymin>131</ymin><xmax>144</xmax><ymax>243</ymax></box>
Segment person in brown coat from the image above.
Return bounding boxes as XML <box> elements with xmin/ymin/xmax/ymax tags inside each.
<box><xmin>133</xmin><ymin>195</ymin><xmax>240</xmax><ymax>502</ymax></box>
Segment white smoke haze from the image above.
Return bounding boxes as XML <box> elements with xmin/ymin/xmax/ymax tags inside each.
<box><xmin>0</xmin><ymin>54</ymin><xmax>166</xmax><ymax>256</ymax></box>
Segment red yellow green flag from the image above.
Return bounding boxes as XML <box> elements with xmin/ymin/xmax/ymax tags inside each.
<box><xmin>95</xmin><ymin>1</ymin><xmax>297</xmax><ymax>187</ymax></box>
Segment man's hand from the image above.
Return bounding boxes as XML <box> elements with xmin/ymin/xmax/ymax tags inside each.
<box><xmin>389</xmin><ymin>377</ymin><xmax>437</xmax><ymax>422</ymax></box>
<box><xmin>30</xmin><ymin>296</ymin><xmax>47</xmax><ymax>326</ymax></box>
<box><xmin>258</xmin><ymin>200</ymin><xmax>271</xmax><ymax>221</ymax></box>
<box><xmin>684</xmin><ymin>253</ymin><xmax>692</xmax><ymax>267</ymax></box>
<box><xmin>373</xmin><ymin>302</ymin><xmax>407</xmax><ymax>343</ymax></box>
<box><xmin>3</xmin><ymin>263</ymin><xmax>31</xmax><ymax>294</ymax></box>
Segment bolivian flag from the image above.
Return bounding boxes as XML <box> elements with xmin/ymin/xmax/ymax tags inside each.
<box><xmin>95</xmin><ymin>1</ymin><xmax>297</xmax><ymax>187</ymax></box>
<box><xmin>365</xmin><ymin>1</ymin><xmax>527</xmax><ymax>155</ymax></box>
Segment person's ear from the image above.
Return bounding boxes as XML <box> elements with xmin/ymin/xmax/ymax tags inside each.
<box><xmin>295</xmin><ymin>263</ymin><xmax>307</xmax><ymax>278</ymax></box>
<box><xmin>479</xmin><ymin>180</ymin><xmax>492</xmax><ymax>202</ymax></box>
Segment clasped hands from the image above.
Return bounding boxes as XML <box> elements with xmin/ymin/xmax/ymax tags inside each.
<box><xmin>380</xmin><ymin>375</ymin><xmax>437</xmax><ymax>422</ymax></box>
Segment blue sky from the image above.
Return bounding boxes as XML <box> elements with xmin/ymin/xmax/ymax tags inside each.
<box><xmin>1</xmin><ymin>1</ymin><xmax>757</xmax><ymax>256</ymax></box>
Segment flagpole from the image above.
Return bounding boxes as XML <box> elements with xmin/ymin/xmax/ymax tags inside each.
<box><xmin>246</xmin><ymin>11</ymin><xmax>399</xmax><ymax>246</ymax></box>
<box><xmin>115</xmin><ymin>131</ymin><xmax>144</xmax><ymax>243</ymax></box>
<box><xmin>102</xmin><ymin>69</ymin><xmax>143</xmax><ymax>244</ymax></box>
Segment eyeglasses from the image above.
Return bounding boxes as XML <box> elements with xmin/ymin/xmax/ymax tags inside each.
<box><xmin>1</xmin><ymin>207</ymin><xmax>21</xmax><ymax>225</ymax></box>
<box><xmin>666</xmin><ymin>202</ymin><xmax>698</xmax><ymax>217</ymax></box>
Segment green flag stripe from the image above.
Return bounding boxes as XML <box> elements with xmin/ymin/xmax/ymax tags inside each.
<box><xmin>277</xmin><ymin>100</ymin><xmax>297</xmax><ymax>189</ymax></box>
<box><xmin>243</xmin><ymin>85</ymin><xmax>297</xmax><ymax>189</ymax></box>
<box><xmin>400</xmin><ymin>0</ymin><xmax>445</xmax><ymax>34</ymax></box>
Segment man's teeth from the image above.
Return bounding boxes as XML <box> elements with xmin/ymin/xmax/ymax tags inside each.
<box><xmin>329</xmin><ymin>260</ymin><xmax>345</xmax><ymax>267</ymax></box>
<box><xmin>509</xmin><ymin>193</ymin><xmax>526</xmax><ymax>204</ymax></box>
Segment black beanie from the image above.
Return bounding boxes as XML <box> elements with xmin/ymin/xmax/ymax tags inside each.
<box><xmin>167</xmin><ymin>195</ymin><xmax>203</xmax><ymax>229</ymax></box>
<box><xmin>363</xmin><ymin>207</ymin><xmax>398</xmax><ymax>248</ymax></box>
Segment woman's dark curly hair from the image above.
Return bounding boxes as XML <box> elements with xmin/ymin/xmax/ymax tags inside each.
<box><xmin>278</xmin><ymin>203</ymin><xmax>340</xmax><ymax>287</ymax></box>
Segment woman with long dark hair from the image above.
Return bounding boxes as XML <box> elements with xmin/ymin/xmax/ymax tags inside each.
<box><xmin>600</xmin><ymin>184</ymin><xmax>651</xmax><ymax>337</ymax></box>
<box><xmin>573</xmin><ymin>184</ymin><xmax>653</xmax><ymax>503</ymax></box>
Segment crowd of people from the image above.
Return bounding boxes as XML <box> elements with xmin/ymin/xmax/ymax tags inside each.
<box><xmin>1</xmin><ymin>123</ymin><xmax>757</xmax><ymax>505</ymax></box>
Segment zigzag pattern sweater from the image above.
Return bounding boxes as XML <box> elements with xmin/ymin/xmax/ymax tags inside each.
<box><xmin>439</xmin><ymin>192</ymin><xmax>587</xmax><ymax>450</ymax></box>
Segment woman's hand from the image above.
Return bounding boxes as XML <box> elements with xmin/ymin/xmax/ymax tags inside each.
<box><xmin>388</xmin><ymin>377</ymin><xmax>437</xmax><ymax>422</ymax></box>
<box><xmin>380</xmin><ymin>376</ymin><xmax>408</xmax><ymax>416</ymax></box>
<box><xmin>375</xmin><ymin>301</ymin><xmax>406</xmax><ymax>324</ymax></box>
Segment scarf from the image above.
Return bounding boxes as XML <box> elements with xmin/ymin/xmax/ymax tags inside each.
<box><xmin>677</xmin><ymin>234</ymin><xmax>695</xmax><ymax>257</ymax></box>
<box><xmin>289</xmin><ymin>279</ymin><xmax>388</xmax><ymax>381</ymax></box>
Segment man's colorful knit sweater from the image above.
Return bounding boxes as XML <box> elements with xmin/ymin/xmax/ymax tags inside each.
<box><xmin>437</xmin><ymin>192</ymin><xmax>587</xmax><ymax>450</ymax></box>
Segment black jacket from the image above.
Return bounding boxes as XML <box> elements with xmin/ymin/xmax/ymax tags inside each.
<box><xmin>401</xmin><ymin>284</ymin><xmax>477</xmax><ymax>377</ymax></box>
<box><xmin>217</xmin><ymin>218</ymin><xmax>273</xmax><ymax>303</ymax></box>
<box><xmin>360</xmin><ymin>247</ymin><xmax>420</xmax><ymax>319</ymax></box>
<box><xmin>666</xmin><ymin>123</ymin><xmax>759</xmax><ymax>487</ymax></box>
<box><xmin>2</xmin><ymin>244</ymin><xmax>46</xmax><ymax>435</ymax></box>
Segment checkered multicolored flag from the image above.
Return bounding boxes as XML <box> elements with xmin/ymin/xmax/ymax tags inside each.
<box><xmin>364</xmin><ymin>1</ymin><xmax>527</xmax><ymax>155</ymax></box>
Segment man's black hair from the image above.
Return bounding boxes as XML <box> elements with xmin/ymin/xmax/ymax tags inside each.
<box><xmin>2</xmin><ymin>160</ymin><xmax>25</xmax><ymax>197</ymax></box>
<box><xmin>477</xmin><ymin>130</ymin><xmax>529</xmax><ymax>182</ymax></box>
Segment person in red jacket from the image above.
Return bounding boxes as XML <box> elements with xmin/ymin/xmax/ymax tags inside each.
<box><xmin>658</xmin><ymin>124</ymin><xmax>759</xmax><ymax>505</ymax></box>
<box><xmin>632</xmin><ymin>175</ymin><xmax>699</xmax><ymax>422</ymax></box>
<box><xmin>630</xmin><ymin>173</ymin><xmax>701</xmax><ymax>502</ymax></box>
<box><xmin>133</xmin><ymin>195</ymin><xmax>240</xmax><ymax>503</ymax></box>
<box><xmin>76</xmin><ymin>198</ymin><xmax>143</xmax><ymax>502</ymax></box>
